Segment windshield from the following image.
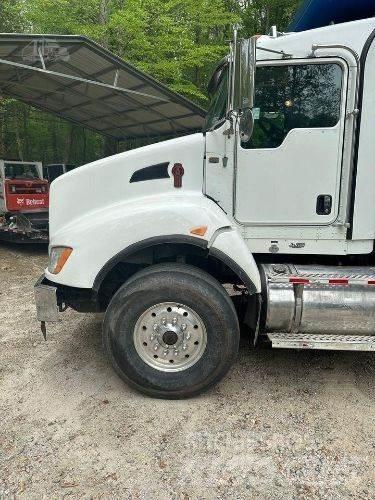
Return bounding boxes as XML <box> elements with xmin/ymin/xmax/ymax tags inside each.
<box><xmin>4</xmin><ymin>163</ymin><xmax>40</xmax><ymax>180</ymax></box>
<box><xmin>204</xmin><ymin>65</ymin><xmax>229</xmax><ymax>131</ymax></box>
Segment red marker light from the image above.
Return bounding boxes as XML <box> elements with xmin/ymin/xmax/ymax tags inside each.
<box><xmin>289</xmin><ymin>277</ymin><xmax>310</xmax><ymax>284</ymax></box>
<box><xmin>328</xmin><ymin>278</ymin><xmax>349</xmax><ymax>285</ymax></box>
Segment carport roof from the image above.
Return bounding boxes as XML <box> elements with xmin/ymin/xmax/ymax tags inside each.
<box><xmin>0</xmin><ymin>34</ymin><xmax>206</xmax><ymax>140</ymax></box>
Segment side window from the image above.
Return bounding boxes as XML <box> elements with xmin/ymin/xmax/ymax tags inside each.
<box><xmin>243</xmin><ymin>63</ymin><xmax>343</xmax><ymax>149</ymax></box>
<box><xmin>204</xmin><ymin>68</ymin><xmax>229</xmax><ymax>131</ymax></box>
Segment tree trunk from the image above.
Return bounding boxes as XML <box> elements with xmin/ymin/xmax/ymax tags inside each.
<box><xmin>51</xmin><ymin>118</ymin><xmax>58</xmax><ymax>163</ymax></box>
<box><xmin>22</xmin><ymin>105</ymin><xmax>30</xmax><ymax>158</ymax></box>
<box><xmin>14</xmin><ymin>105</ymin><xmax>23</xmax><ymax>160</ymax></box>
<box><xmin>103</xmin><ymin>137</ymin><xmax>118</xmax><ymax>158</ymax></box>
<box><xmin>82</xmin><ymin>128</ymin><xmax>87</xmax><ymax>164</ymax></box>
<box><xmin>65</xmin><ymin>124</ymin><xmax>75</xmax><ymax>163</ymax></box>
<box><xmin>99</xmin><ymin>0</ymin><xmax>110</xmax><ymax>48</ymax></box>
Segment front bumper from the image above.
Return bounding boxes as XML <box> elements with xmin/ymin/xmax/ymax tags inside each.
<box><xmin>34</xmin><ymin>274</ymin><xmax>100</xmax><ymax>325</ymax></box>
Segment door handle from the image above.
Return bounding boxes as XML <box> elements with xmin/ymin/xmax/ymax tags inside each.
<box><xmin>316</xmin><ymin>195</ymin><xmax>332</xmax><ymax>215</ymax></box>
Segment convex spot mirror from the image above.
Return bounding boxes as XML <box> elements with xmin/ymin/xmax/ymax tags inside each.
<box><xmin>239</xmin><ymin>108</ymin><xmax>254</xmax><ymax>143</ymax></box>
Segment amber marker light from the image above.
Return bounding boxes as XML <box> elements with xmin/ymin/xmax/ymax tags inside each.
<box><xmin>190</xmin><ymin>226</ymin><xmax>208</xmax><ymax>237</ymax></box>
<box><xmin>48</xmin><ymin>247</ymin><xmax>73</xmax><ymax>274</ymax></box>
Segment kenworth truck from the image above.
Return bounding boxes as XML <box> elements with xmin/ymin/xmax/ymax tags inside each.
<box><xmin>35</xmin><ymin>18</ymin><xmax>375</xmax><ymax>398</ymax></box>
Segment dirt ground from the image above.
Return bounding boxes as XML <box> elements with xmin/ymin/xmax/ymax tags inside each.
<box><xmin>0</xmin><ymin>242</ymin><xmax>375</xmax><ymax>499</ymax></box>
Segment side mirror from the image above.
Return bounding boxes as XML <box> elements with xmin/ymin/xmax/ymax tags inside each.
<box><xmin>239</xmin><ymin>108</ymin><xmax>254</xmax><ymax>143</ymax></box>
<box><xmin>233</xmin><ymin>36</ymin><xmax>257</xmax><ymax>142</ymax></box>
<box><xmin>234</xmin><ymin>37</ymin><xmax>257</xmax><ymax>110</ymax></box>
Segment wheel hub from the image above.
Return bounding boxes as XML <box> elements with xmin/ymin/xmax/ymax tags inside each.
<box><xmin>162</xmin><ymin>330</ymin><xmax>179</xmax><ymax>345</ymax></box>
<box><xmin>133</xmin><ymin>302</ymin><xmax>207</xmax><ymax>372</ymax></box>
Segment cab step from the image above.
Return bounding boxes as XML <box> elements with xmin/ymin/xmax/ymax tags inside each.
<box><xmin>267</xmin><ymin>333</ymin><xmax>375</xmax><ymax>352</ymax></box>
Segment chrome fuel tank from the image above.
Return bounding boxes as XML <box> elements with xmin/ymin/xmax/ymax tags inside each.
<box><xmin>261</xmin><ymin>264</ymin><xmax>375</xmax><ymax>335</ymax></box>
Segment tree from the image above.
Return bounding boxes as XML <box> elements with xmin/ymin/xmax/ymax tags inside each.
<box><xmin>240</xmin><ymin>0</ymin><xmax>301</xmax><ymax>36</ymax></box>
<box><xmin>23</xmin><ymin>0</ymin><xmax>238</xmax><ymax>104</ymax></box>
<box><xmin>0</xmin><ymin>0</ymin><xmax>26</xmax><ymax>33</ymax></box>
<box><xmin>0</xmin><ymin>0</ymin><xmax>303</xmax><ymax>163</ymax></box>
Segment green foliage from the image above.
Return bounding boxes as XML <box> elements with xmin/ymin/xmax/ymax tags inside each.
<box><xmin>0</xmin><ymin>0</ymin><xmax>301</xmax><ymax>165</ymax></box>
<box><xmin>0</xmin><ymin>1</ymin><xmax>26</xmax><ymax>32</ymax></box>
<box><xmin>23</xmin><ymin>0</ymin><xmax>239</xmax><ymax>103</ymax></box>
<box><xmin>240</xmin><ymin>0</ymin><xmax>301</xmax><ymax>36</ymax></box>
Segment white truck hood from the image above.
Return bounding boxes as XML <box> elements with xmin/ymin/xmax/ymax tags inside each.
<box><xmin>49</xmin><ymin>133</ymin><xmax>205</xmax><ymax>238</ymax></box>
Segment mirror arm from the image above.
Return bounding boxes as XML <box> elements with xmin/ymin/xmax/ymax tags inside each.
<box><xmin>223</xmin><ymin>111</ymin><xmax>235</xmax><ymax>137</ymax></box>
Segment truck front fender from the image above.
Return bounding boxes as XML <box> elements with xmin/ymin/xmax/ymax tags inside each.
<box><xmin>208</xmin><ymin>227</ymin><xmax>261</xmax><ymax>294</ymax></box>
<box><xmin>46</xmin><ymin>193</ymin><xmax>261</xmax><ymax>293</ymax></box>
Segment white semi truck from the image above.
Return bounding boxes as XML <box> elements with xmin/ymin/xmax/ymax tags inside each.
<box><xmin>35</xmin><ymin>18</ymin><xmax>375</xmax><ymax>398</ymax></box>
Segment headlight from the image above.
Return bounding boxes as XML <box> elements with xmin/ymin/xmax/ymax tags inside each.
<box><xmin>48</xmin><ymin>247</ymin><xmax>73</xmax><ymax>274</ymax></box>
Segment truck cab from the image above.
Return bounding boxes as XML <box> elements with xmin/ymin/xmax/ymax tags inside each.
<box><xmin>35</xmin><ymin>18</ymin><xmax>375</xmax><ymax>398</ymax></box>
<box><xmin>0</xmin><ymin>159</ymin><xmax>49</xmax><ymax>242</ymax></box>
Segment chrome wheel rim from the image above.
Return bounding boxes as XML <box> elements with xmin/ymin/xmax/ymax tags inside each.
<box><xmin>133</xmin><ymin>302</ymin><xmax>207</xmax><ymax>372</ymax></box>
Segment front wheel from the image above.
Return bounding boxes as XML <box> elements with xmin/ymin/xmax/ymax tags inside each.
<box><xmin>103</xmin><ymin>263</ymin><xmax>240</xmax><ymax>398</ymax></box>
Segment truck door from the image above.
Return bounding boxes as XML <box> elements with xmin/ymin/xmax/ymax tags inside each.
<box><xmin>235</xmin><ymin>59</ymin><xmax>347</xmax><ymax>226</ymax></box>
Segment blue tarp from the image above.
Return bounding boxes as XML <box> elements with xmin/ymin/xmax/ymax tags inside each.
<box><xmin>289</xmin><ymin>0</ymin><xmax>375</xmax><ymax>32</ymax></box>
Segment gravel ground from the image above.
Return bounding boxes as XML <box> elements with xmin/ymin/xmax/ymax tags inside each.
<box><xmin>0</xmin><ymin>242</ymin><xmax>375</xmax><ymax>499</ymax></box>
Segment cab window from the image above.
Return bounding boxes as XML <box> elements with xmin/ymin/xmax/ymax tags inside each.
<box><xmin>243</xmin><ymin>63</ymin><xmax>343</xmax><ymax>149</ymax></box>
<box><xmin>4</xmin><ymin>163</ymin><xmax>39</xmax><ymax>179</ymax></box>
<box><xmin>204</xmin><ymin>66</ymin><xmax>229</xmax><ymax>131</ymax></box>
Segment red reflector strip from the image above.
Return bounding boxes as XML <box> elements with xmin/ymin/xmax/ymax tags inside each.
<box><xmin>328</xmin><ymin>278</ymin><xmax>349</xmax><ymax>285</ymax></box>
<box><xmin>368</xmin><ymin>280</ymin><xmax>375</xmax><ymax>285</ymax></box>
<box><xmin>289</xmin><ymin>277</ymin><xmax>310</xmax><ymax>284</ymax></box>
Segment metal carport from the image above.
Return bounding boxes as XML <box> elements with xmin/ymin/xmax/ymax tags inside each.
<box><xmin>0</xmin><ymin>34</ymin><xmax>206</xmax><ymax>140</ymax></box>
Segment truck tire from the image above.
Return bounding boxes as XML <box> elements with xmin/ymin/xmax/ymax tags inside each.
<box><xmin>103</xmin><ymin>263</ymin><xmax>240</xmax><ymax>399</ymax></box>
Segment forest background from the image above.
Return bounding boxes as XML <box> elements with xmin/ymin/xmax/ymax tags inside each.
<box><xmin>0</xmin><ymin>0</ymin><xmax>300</xmax><ymax>165</ymax></box>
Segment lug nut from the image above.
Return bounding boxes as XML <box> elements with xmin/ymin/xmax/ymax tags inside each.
<box><xmin>163</xmin><ymin>349</ymin><xmax>169</xmax><ymax>356</ymax></box>
<box><xmin>154</xmin><ymin>344</ymin><xmax>159</xmax><ymax>351</ymax></box>
<box><xmin>186</xmin><ymin>332</ymin><xmax>191</xmax><ymax>340</ymax></box>
<box><xmin>161</xmin><ymin>317</ymin><xmax>167</xmax><ymax>326</ymax></box>
<box><xmin>174</xmin><ymin>350</ymin><xmax>179</xmax><ymax>356</ymax></box>
<box><xmin>182</xmin><ymin>344</ymin><xmax>188</xmax><ymax>350</ymax></box>
<box><xmin>172</xmin><ymin>317</ymin><xmax>177</xmax><ymax>325</ymax></box>
<box><xmin>181</xmin><ymin>323</ymin><xmax>187</xmax><ymax>331</ymax></box>
<box><xmin>150</xmin><ymin>335</ymin><xmax>155</xmax><ymax>341</ymax></box>
<box><xmin>153</xmin><ymin>324</ymin><xmax>159</xmax><ymax>331</ymax></box>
